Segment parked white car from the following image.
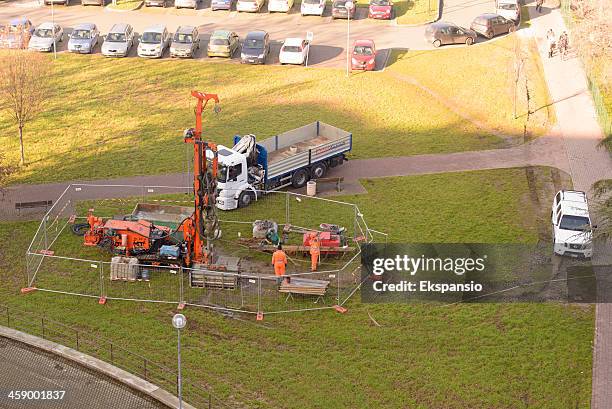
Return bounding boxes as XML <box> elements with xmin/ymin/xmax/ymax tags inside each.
<box><xmin>301</xmin><ymin>0</ymin><xmax>325</xmax><ymax>15</ymax></box>
<box><xmin>552</xmin><ymin>190</ymin><xmax>594</xmax><ymax>258</ymax></box>
<box><xmin>175</xmin><ymin>0</ymin><xmax>200</xmax><ymax>8</ymax></box>
<box><xmin>268</xmin><ymin>0</ymin><xmax>293</xmax><ymax>12</ymax></box>
<box><xmin>496</xmin><ymin>0</ymin><xmax>520</xmax><ymax>23</ymax></box>
<box><xmin>28</xmin><ymin>22</ymin><xmax>63</xmax><ymax>52</ymax></box>
<box><xmin>279</xmin><ymin>37</ymin><xmax>310</xmax><ymax>65</ymax></box>
<box><xmin>137</xmin><ymin>24</ymin><xmax>170</xmax><ymax>58</ymax></box>
<box><xmin>101</xmin><ymin>23</ymin><xmax>135</xmax><ymax>57</ymax></box>
<box><xmin>236</xmin><ymin>0</ymin><xmax>265</xmax><ymax>12</ymax></box>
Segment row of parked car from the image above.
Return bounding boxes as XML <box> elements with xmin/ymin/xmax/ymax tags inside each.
<box><xmin>43</xmin><ymin>0</ymin><xmax>394</xmax><ymax>20</ymax></box>
<box><xmin>424</xmin><ymin>0</ymin><xmax>520</xmax><ymax>47</ymax></box>
<box><xmin>14</xmin><ymin>18</ymin><xmax>378</xmax><ymax>70</ymax></box>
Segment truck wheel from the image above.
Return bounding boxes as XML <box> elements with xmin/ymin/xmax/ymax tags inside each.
<box><xmin>311</xmin><ymin>163</ymin><xmax>327</xmax><ymax>179</ymax></box>
<box><xmin>238</xmin><ymin>191</ymin><xmax>254</xmax><ymax>208</ymax></box>
<box><xmin>291</xmin><ymin>169</ymin><xmax>309</xmax><ymax>188</ymax></box>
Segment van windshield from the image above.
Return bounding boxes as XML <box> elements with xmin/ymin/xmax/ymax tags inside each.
<box><xmin>244</xmin><ymin>38</ymin><xmax>264</xmax><ymax>49</ymax></box>
<box><xmin>107</xmin><ymin>33</ymin><xmax>126</xmax><ymax>42</ymax></box>
<box><xmin>72</xmin><ymin>30</ymin><xmax>91</xmax><ymax>39</ymax></box>
<box><xmin>35</xmin><ymin>28</ymin><xmax>53</xmax><ymax>38</ymax></box>
<box><xmin>174</xmin><ymin>33</ymin><xmax>193</xmax><ymax>43</ymax></box>
<box><xmin>499</xmin><ymin>3</ymin><xmax>517</xmax><ymax>9</ymax></box>
<box><xmin>142</xmin><ymin>32</ymin><xmax>162</xmax><ymax>44</ymax></box>
<box><xmin>559</xmin><ymin>215</ymin><xmax>590</xmax><ymax>231</ymax></box>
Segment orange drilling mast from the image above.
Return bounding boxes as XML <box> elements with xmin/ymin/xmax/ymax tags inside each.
<box><xmin>179</xmin><ymin>91</ymin><xmax>221</xmax><ymax>267</ymax></box>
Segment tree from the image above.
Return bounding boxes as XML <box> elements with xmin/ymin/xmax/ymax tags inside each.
<box><xmin>0</xmin><ymin>50</ymin><xmax>52</xmax><ymax>165</ymax></box>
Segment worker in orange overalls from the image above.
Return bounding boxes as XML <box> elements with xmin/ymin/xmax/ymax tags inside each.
<box><xmin>271</xmin><ymin>243</ymin><xmax>288</xmax><ymax>284</ymax></box>
<box><xmin>309</xmin><ymin>232</ymin><xmax>320</xmax><ymax>272</ymax></box>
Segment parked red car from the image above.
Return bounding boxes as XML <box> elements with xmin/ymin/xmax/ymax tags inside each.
<box><xmin>368</xmin><ymin>0</ymin><xmax>392</xmax><ymax>19</ymax></box>
<box><xmin>351</xmin><ymin>39</ymin><xmax>376</xmax><ymax>71</ymax></box>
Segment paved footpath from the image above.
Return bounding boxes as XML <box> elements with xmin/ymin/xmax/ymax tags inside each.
<box><xmin>0</xmin><ymin>135</ymin><xmax>570</xmax><ymax>219</ymax></box>
<box><xmin>525</xmin><ymin>1</ymin><xmax>612</xmax><ymax>408</ymax></box>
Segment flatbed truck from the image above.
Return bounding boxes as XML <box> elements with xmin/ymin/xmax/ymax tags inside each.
<box><xmin>215</xmin><ymin>121</ymin><xmax>352</xmax><ymax>210</ymax></box>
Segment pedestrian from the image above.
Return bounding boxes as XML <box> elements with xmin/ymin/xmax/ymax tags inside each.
<box><xmin>536</xmin><ymin>0</ymin><xmax>543</xmax><ymax>13</ymax></box>
<box><xmin>308</xmin><ymin>232</ymin><xmax>321</xmax><ymax>272</ymax></box>
<box><xmin>546</xmin><ymin>28</ymin><xmax>556</xmax><ymax>58</ymax></box>
<box><xmin>271</xmin><ymin>243</ymin><xmax>288</xmax><ymax>285</ymax></box>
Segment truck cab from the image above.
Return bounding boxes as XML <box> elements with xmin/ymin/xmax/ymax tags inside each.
<box><xmin>216</xmin><ymin>146</ymin><xmax>258</xmax><ymax>210</ymax></box>
<box><xmin>551</xmin><ymin>190</ymin><xmax>593</xmax><ymax>258</ymax></box>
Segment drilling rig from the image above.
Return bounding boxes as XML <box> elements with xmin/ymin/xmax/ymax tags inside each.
<box><xmin>178</xmin><ymin>91</ymin><xmax>222</xmax><ymax>268</ymax></box>
<box><xmin>73</xmin><ymin>91</ymin><xmax>224</xmax><ymax>269</ymax></box>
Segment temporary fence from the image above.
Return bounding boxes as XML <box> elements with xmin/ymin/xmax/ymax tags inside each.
<box><xmin>1</xmin><ymin>303</ymin><xmax>229</xmax><ymax>409</ymax></box>
<box><xmin>559</xmin><ymin>0</ymin><xmax>612</xmax><ymax>140</ymax></box>
<box><xmin>25</xmin><ymin>184</ymin><xmax>386</xmax><ymax>316</ymax></box>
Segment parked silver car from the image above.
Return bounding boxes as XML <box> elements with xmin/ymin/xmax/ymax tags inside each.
<box><xmin>170</xmin><ymin>26</ymin><xmax>199</xmax><ymax>58</ymax></box>
<box><xmin>28</xmin><ymin>22</ymin><xmax>63</xmax><ymax>52</ymax></box>
<box><xmin>67</xmin><ymin>23</ymin><xmax>99</xmax><ymax>54</ymax></box>
<box><xmin>101</xmin><ymin>23</ymin><xmax>135</xmax><ymax>57</ymax></box>
<box><xmin>137</xmin><ymin>24</ymin><xmax>170</xmax><ymax>58</ymax></box>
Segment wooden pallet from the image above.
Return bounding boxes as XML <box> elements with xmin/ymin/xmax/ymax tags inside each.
<box><xmin>191</xmin><ymin>271</ymin><xmax>238</xmax><ymax>289</ymax></box>
<box><xmin>279</xmin><ymin>277</ymin><xmax>329</xmax><ymax>296</ymax></box>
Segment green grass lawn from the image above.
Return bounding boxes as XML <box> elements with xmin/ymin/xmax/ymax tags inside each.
<box><xmin>395</xmin><ymin>0</ymin><xmax>439</xmax><ymax>25</ymax></box>
<box><xmin>0</xmin><ymin>167</ymin><xmax>593</xmax><ymax>408</ymax></box>
<box><xmin>387</xmin><ymin>34</ymin><xmax>555</xmax><ymax>141</ymax></box>
<box><xmin>0</xmin><ymin>44</ymin><xmax>551</xmax><ymax>186</ymax></box>
<box><xmin>107</xmin><ymin>0</ymin><xmax>143</xmax><ymax>9</ymax></box>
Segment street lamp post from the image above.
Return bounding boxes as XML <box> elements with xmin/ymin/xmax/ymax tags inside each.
<box><xmin>51</xmin><ymin>1</ymin><xmax>57</xmax><ymax>59</ymax></box>
<box><xmin>172</xmin><ymin>313</ymin><xmax>187</xmax><ymax>409</ymax></box>
<box><xmin>345</xmin><ymin>0</ymin><xmax>354</xmax><ymax>77</ymax></box>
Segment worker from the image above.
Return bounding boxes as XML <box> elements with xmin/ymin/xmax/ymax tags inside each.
<box><xmin>271</xmin><ymin>243</ymin><xmax>288</xmax><ymax>284</ymax></box>
<box><xmin>309</xmin><ymin>232</ymin><xmax>320</xmax><ymax>272</ymax></box>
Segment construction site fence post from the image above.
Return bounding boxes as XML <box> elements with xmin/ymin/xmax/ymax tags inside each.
<box><xmin>99</xmin><ymin>261</ymin><xmax>105</xmax><ymax>300</ymax></box>
<box><xmin>179</xmin><ymin>267</ymin><xmax>184</xmax><ymax>305</ymax></box>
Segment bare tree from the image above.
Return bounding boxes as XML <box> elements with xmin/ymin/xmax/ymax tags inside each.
<box><xmin>0</xmin><ymin>50</ymin><xmax>52</xmax><ymax>166</ymax></box>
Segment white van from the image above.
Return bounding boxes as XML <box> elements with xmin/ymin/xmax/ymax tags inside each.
<box><xmin>496</xmin><ymin>0</ymin><xmax>520</xmax><ymax>23</ymax></box>
<box><xmin>551</xmin><ymin>190</ymin><xmax>594</xmax><ymax>258</ymax></box>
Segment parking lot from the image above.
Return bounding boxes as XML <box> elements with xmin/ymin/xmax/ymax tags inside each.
<box><xmin>2</xmin><ymin>0</ymin><xmax>498</xmax><ymax>68</ymax></box>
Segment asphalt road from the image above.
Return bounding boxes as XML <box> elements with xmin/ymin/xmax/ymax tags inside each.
<box><xmin>1</xmin><ymin>0</ymin><xmax>498</xmax><ymax>68</ymax></box>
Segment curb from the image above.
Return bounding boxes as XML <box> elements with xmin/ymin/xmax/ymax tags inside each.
<box><xmin>0</xmin><ymin>325</ymin><xmax>196</xmax><ymax>409</ymax></box>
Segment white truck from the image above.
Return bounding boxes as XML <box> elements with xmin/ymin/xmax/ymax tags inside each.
<box><xmin>215</xmin><ymin>121</ymin><xmax>352</xmax><ymax>211</ymax></box>
<box><xmin>551</xmin><ymin>190</ymin><xmax>594</xmax><ymax>258</ymax></box>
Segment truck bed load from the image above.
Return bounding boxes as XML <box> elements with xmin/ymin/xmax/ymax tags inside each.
<box><xmin>255</xmin><ymin>121</ymin><xmax>352</xmax><ymax>180</ymax></box>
